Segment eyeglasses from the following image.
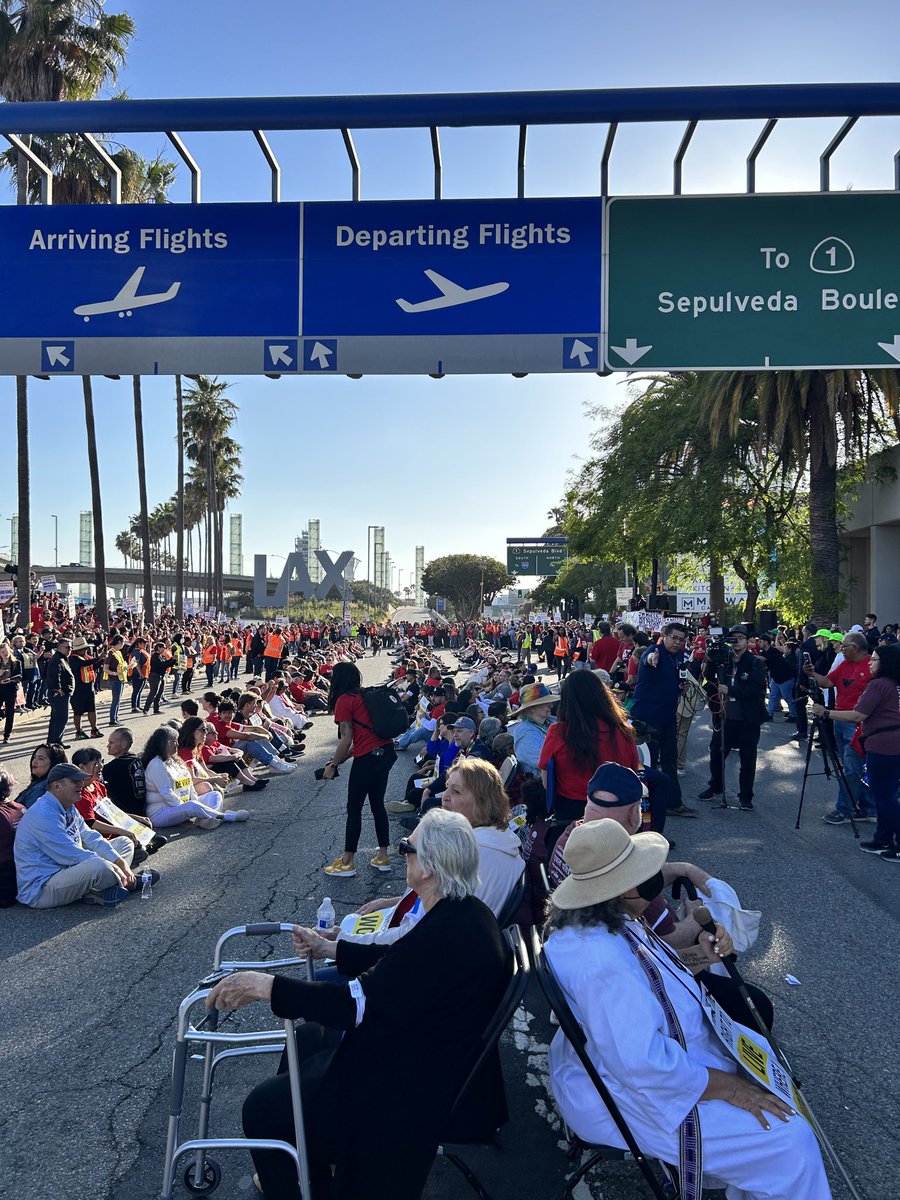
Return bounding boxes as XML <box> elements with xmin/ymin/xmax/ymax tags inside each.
<box><xmin>398</xmin><ymin>838</ymin><xmax>417</xmax><ymax>856</ymax></box>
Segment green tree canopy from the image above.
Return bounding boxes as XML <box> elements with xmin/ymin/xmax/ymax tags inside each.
<box><xmin>421</xmin><ymin>554</ymin><xmax>513</xmax><ymax>622</ymax></box>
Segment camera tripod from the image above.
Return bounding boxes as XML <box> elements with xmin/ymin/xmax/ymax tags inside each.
<box><xmin>794</xmin><ymin>697</ymin><xmax>860</xmax><ymax>838</ymax></box>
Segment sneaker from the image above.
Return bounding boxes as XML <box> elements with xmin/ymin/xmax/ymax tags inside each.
<box><xmin>148</xmin><ymin>834</ymin><xmax>168</xmax><ymax>853</ymax></box>
<box><xmin>83</xmin><ymin>884</ymin><xmax>130</xmax><ymax>907</ymax></box>
<box><xmin>224</xmin><ymin>781</ymin><xmax>244</xmax><ymax>796</ymax></box>
<box><xmin>370</xmin><ymin>853</ymin><xmax>392</xmax><ymax>872</ymax></box>
<box><xmin>243</xmin><ymin>779</ymin><xmax>269</xmax><ymax>792</ymax></box>
<box><xmin>126</xmin><ymin>868</ymin><xmax>160</xmax><ymax>891</ymax></box>
<box><xmin>697</xmin><ymin>788</ymin><xmax>721</xmax><ymax>800</ymax></box>
<box><xmin>271</xmin><ymin>760</ymin><xmax>296</xmax><ymax>774</ymax></box>
<box><xmin>324</xmin><ymin>857</ymin><xmax>357</xmax><ymax>878</ymax></box>
<box><xmin>739</xmin><ymin>801</ymin><xmax>754</xmax><ymax>812</ymax></box>
<box><xmin>74</xmin><ymin>730</ymin><xmax>90</xmax><ymax>740</ymax></box>
<box><xmin>860</xmin><ymin>840</ymin><xmax>892</xmax><ymax>855</ymax></box>
<box><xmin>822</xmin><ymin>810</ymin><xmax>849</xmax><ymax>825</ymax></box>
<box><xmin>853</xmin><ymin>813</ymin><xmax>878</xmax><ymax>823</ymax></box>
<box><xmin>223</xmin><ymin>809</ymin><xmax>250</xmax><ymax>822</ymax></box>
<box><xmin>195</xmin><ymin>816</ymin><xmax>222</xmax><ymax>830</ymax></box>
<box><xmin>879</xmin><ymin>849</ymin><xmax>900</xmax><ymax>862</ymax></box>
<box><xmin>669</xmin><ymin>804</ymin><xmax>698</xmax><ymax>818</ymax></box>
<box><xmin>385</xmin><ymin>799</ymin><xmax>417</xmax><ymax>814</ymax></box>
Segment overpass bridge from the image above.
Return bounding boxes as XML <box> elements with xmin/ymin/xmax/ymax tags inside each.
<box><xmin>29</xmin><ymin>563</ymin><xmax>255</xmax><ymax>600</ymax></box>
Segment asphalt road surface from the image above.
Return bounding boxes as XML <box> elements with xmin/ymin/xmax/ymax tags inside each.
<box><xmin>1</xmin><ymin>651</ymin><xmax>896</xmax><ymax>1200</ymax></box>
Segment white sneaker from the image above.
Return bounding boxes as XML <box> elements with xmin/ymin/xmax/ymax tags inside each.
<box><xmin>272</xmin><ymin>759</ymin><xmax>296</xmax><ymax>774</ymax></box>
<box><xmin>195</xmin><ymin>816</ymin><xmax>222</xmax><ymax>830</ymax></box>
<box><xmin>223</xmin><ymin>809</ymin><xmax>250</xmax><ymax>822</ymax></box>
<box><xmin>224</xmin><ymin>781</ymin><xmax>244</xmax><ymax>796</ymax></box>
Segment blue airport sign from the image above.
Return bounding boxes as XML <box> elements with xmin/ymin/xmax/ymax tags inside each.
<box><xmin>0</xmin><ymin>198</ymin><xmax>601</xmax><ymax>375</ymax></box>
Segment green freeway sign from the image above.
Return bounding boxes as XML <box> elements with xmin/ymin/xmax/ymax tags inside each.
<box><xmin>507</xmin><ymin>546</ymin><xmax>567</xmax><ymax>576</ymax></box>
<box><xmin>605</xmin><ymin>193</ymin><xmax>900</xmax><ymax>371</ymax></box>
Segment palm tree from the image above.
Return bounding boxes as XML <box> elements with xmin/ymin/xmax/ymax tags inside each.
<box><xmin>0</xmin><ymin>0</ymin><xmax>134</xmax><ymax>624</ymax></box>
<box><xmin>81</xmin><ymin>375</ymin><xmax>108</xmax><ymax>628</ymax></box>
<box><xmin>697</xmin><ymin>370</ymin><xmax>900</xmax><ymax>622</ymax></box>
<box><xmin>183</xmin><ymin>377</ymin><xmax>240</xmax><ymax>610</ymax></box>
<box><xmin>132</xmin><ymin>375</ymin><xmax>153</xmax><ymax>622</ymax></box>
<box><xmin>175</xmin><ymin>375</ymin><xmax>184</xmax><ymax>620</ymax></box>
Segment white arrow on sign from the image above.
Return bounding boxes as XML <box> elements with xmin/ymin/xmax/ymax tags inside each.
<box><xmin>569</xmin><ymin>338</ymin><xmax>594</xmax><ymax>367</ymax></box>
<box><xmin>268</xmin><ymin>344</ymin><xmax>294</xmax><ymax>368</ymax></box>
<box><xmin>309</xmin><ymin>341</ymin><xmax>333</xmax><ymax>369</ymax></box>
<box><xmin>45</xmin><ymin>345</ymin><xmax>71</xmax><ymax>367</ymax></box>
<box><xmin>610</xmin><ymin>337</ymin><xmax>653</xmax><ymax>366</ymax></box>
<box><xmin>877</xmin><ymin>334</ymin><xmax>900</xmax><ymax>362</ymax></box>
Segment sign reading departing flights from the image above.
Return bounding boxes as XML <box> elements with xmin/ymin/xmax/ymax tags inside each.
<box><xmin>0</xmin><ymin>198</ymin><xmax>601</xmax><ymax>376</ymax></box>
<box><xmin>605</xmin><ymin>192</ymin><xmax>900</xmax><ymax>370</ymax></box>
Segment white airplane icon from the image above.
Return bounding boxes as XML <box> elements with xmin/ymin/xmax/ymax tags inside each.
<box><xmin>73</xmin><ymin>266</ymin><xmax>181</xmax><ymax>321</ymax></box>
<box><xmin>396</xmin><ymin>269</ymin><xmax>509</xmax><ymax>313</ymax></box>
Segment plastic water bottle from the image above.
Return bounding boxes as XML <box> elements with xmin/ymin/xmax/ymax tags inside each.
<box><xmin>317</xmin><ymin>896</ymin><xmax>335</xmax><ymax>930</ymax></box>
<box><xmin>140</xmin><ymin>867</ymin><xmax>153</xmax><ymax>900</ymax></box>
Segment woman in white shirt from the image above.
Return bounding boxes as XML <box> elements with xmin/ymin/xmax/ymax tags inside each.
<box><xmin>140</xmin><ymin>728</ymin><xmax>248</xmax><ymax>830</ymax></box>
<box><xmin>545</xmin><ymin>819</ymin><xmax>830</xmax><ymax>1200</ymax></box>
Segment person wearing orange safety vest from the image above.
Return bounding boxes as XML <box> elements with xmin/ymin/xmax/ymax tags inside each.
<box><xmin>182</xmin><ymin>640</ymin><xmax>196</xmax><ymax>695</ymax></box>
<box><xmin>553</xmin><ymin>629</ymin><xmax>571</xmax><ymax>682</ymax></box>
<box><xmin>200</xmin><ymin>637</ymin><xmax>218</xmax><ymax>688</ymax></box>
<box><xmin>229</xmin><ymin>634</ymin><xmax>243</xmax><ymax>680</ymax></box>
<box><xmin>263</xmin><ymin>629</ymin><xmax>286</xmax><ymax>681</ymax></box>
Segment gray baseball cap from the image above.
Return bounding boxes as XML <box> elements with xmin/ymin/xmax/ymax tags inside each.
<box><xmin>46</xmin><ymin>764</ymin><xmax>90</xmax><ymax>785</ymax></box>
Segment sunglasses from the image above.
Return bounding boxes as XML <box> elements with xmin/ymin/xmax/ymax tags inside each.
<box><xmin>398</xmin><ymin>838</ymin><xmax>417</xmax><ymax>856</ymax></box>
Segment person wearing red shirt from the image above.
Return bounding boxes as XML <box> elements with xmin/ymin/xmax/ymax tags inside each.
<box><xmin>72</xmin><ymin>746</ymin><xmax>149</xmax><ymax>865</ymax></box>
<box><xmin>321</xmin><ymin>662</ymin><xmax>397</xmax><ymax>879</ymax></box>
<box><xmin>805</xmin><ymin>632</ymin><xmax>877</xmax><ymax>823</ymax></box>
<box><xmin>590</xmin><ymin>623</ymin><xmax>620</xmax><ymax>673</ymax></box>
<box><xmin>538</xmin><ymin>670</ymin><xmax>639</xmax><ymax>822</ymax></box>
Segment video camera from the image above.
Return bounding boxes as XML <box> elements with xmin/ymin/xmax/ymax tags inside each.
<box><xmin>705</xmin><ymin>627</ymin><xmax>732</xmax><ymax>674</ymax></box>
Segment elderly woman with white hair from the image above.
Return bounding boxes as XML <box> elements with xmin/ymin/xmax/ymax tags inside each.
<box><xmin>545</xmin><ymin>819</ymin><xmax>831</xmax><ymax>1200</ymax></box>
<box><xmin>207</xmin><ymin>807</ymin><xmax>510</xmax><ymax>1200</ymax></box>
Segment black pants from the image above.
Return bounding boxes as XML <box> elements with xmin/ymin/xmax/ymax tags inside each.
<box><xmin>48</xmin><ymin>694</ymin><xmax>69</xmax><ymax>744</ymax></box>
<box><xmin>636</xmin><ymin>720</ymin><xmax>682</xmax><ymax>804</ymax></box>
<box><xmin>344</xmin><ymin>747</ymin><xmax>396</xmax><ymax>853</ymax></box>
<box><xmin>181</xmin><ymin>667</ymin><xmax>194</xmax><ymax>693</ymax></box>
<box><xmin>143</xmin><ymin>673</ymin><xmax>165</xmax><ymax>713</ymax></box>
<box><xmin>708</xmin><ymin>720</ymin><xmax>761</xmax><ymax>802</ymax></box>
<box><xmin>794</xmin><ymin>695</ymin><xmax>809</xmax><ymax>739</ymax></box>
<box><xmin>242</xmin><ymin>1022</ymin><xmax>341</xmax><ymax>1200</ymax></box>
<box><xmin>130</xmin><ymin>676</ymin><xmax>146</xmax><ymax>711</ymax></box>
<box><xmin>0</xmin><ymin>684</ymin><xmax>17</xmax><ymax>739</ymax></box>
<box><xmin>699</xmin><ymin>970</ymin><xmax>775</xmax><ymax>1033</ymax></box>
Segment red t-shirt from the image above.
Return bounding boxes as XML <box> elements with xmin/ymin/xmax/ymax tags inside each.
<box><xmin>209</xmin><ymin>714</ymin><xmax>240</xmax><ymax>744</ymax></box>
<box><xmin>75</xmin><ymin>779</ymin><xmax>108</xmax><ymax>825</ymax></box>
<box><xmin>827</xmin><ymin>656</ymin><xmax>872</xmax><ymax>711</ymax></box>
<box><xmin>590</xmin><ymin>635</ymin><xmax>620</xmax><ymax>672</ymax></box>
<box><xmin>334</xmin><ymin>691</ymin><xmax>392</xmax><ymax>758</ymax></box>
<box><xmin>538</xmin><ymin>720</ymin><xmax>639</xmax><ymax>801</ymax></box>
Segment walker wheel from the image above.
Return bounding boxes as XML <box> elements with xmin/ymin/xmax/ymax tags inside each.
<box><xmin>183</xmin><ymin>1157</ymin><xmax>221</xmax><ymax>1193</ymax></box>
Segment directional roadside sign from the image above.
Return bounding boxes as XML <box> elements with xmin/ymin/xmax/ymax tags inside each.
<box><xmin>605</xmin><ymin>192</ymin><xmax>900</xmax><ymax>370</ymax></box>
<box><xmin>301</xmin><ymin>198</ymin><xmax>602</xmax><ymax>374</ymax></box>
<box><xmin>0</xmin><ymin>203</ymin><xmax>301</xmax><ymax>376</ymax></box>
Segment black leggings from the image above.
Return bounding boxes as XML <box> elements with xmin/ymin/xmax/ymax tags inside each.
<box><xmin>0</xmin><ymin>684</ymin><xmax>16</xmax><ymax>739</ymax></box>
<box><xmin>344</xmin><ymin>747</ymin><xmax>396</xmax><ymax>853</ymax></box>
<box><xmin>242</xmin><ymin>1021</ymin><xmax>341</xmax><ymax>1200</ymax></box>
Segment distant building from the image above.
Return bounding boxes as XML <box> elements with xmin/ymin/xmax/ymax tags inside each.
<box><xmin>229</xmin><ymin>513</ymin><xmax>243</xmax><ymax>576</ymax></box>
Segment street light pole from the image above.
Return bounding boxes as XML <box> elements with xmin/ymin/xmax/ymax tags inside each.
<box><xmin>366</xmin><ymin>524</ymin><xmax>377</xmax><ymax>625</ymax></box>
<box><xmin>52</xmin><ymin>514</ymin><xmax>58</xmax><ymax>567</ymax></box>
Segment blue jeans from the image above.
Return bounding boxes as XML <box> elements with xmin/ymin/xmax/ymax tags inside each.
<box><xmin>108</xmin><ymin>679</ymin><xmax>123</xmax><ymax>726</ymax></box>
<box><xmin>864</xmin><ymin>751</ymin><xmax>900</xmax><ymax>849</ymax></box>
<box><xmin>243</xmin><ymin>738</ymin><xmax>278</xmax><ymax>766</ymax></box>
<box><xmin>767</xmin><ymin>678</ymin><xmax>796</xmax><ymax>717</ymax></box>
<box><xmin>832</xmin><ymin>719</ymin><xmax>874</xmax><ymax>817</ymax></box>
<box><xmin>396</xmin><ymin>725</ymin><xmax>430</xmax><ymax>749</ymax></box>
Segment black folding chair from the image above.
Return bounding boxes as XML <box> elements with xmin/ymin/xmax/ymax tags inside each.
<box><xmin>496</xmin><ymin>868</ymin><xmax>528</xmax><ymax>929</ymax></box>
<box><xmin>436</xmin><ymin>924</ymin><xmax>531</xmax><ymax>1200</ymax></box>
<box><xmin>528</xmin><ymin>927</ymin><xmax>676</xmax><ymax>1200</ymax></box>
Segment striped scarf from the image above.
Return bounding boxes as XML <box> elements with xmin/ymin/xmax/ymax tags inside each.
<box><xmin>621</xmin><ymin>925</ymin><xmax>703</xmax><ymax>1200</ymax></box>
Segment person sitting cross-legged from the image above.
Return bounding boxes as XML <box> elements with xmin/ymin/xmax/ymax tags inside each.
<box><xmin>13</xmin><ymin>764</ymin><xmax>137</xmax><ymax>908</ymax></box>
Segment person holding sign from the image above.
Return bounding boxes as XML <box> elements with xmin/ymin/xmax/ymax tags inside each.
<box><xmin>545</xmin><ymin>820</ymin><xmax>830</xmax><ymax>1200</ymax></box>
<box><xmin>140</xmin><ymin>728</ymin><xmax>248</xmax><ymax>830</ymax></box>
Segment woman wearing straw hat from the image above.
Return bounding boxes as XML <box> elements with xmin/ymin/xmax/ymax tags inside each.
<box><xmin>510</xmin><ymin>682</ymin><xmax>555</xmax><ymax>777</ymax></box>
<box><xmin>545</xmin><ymin>820</ymin><xmax>831</xmax><ymax>1200</ymax></box>
<box><xmin>68</xmin><ymin>637</ymin><xmax>104</xmax><ymax>741</ymax></box>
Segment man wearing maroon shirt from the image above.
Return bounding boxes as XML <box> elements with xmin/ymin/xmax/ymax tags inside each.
<box><xmin>590</xmin><ymin>622</ymin><xmax>620</xmax><ymax>673</ymax></box>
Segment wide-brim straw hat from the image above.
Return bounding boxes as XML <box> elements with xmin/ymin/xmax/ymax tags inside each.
<box><xmin>70</xmin><ymin>637</ymin><xmax>89</xmax><ymax>652</ymax></box>
<box><xmin>552</xmin><ymin>819</ymin><xmax>669</xmax><ymax>910</ymax></box>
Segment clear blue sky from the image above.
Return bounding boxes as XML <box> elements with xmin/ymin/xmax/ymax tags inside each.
<box><xmin>3</xmin><ymin>0</ymin><xmax>900</xmax><ymax>585</ymax></box>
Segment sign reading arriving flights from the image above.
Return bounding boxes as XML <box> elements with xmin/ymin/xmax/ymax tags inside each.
<box><xmin>605</xmin><ymin>192</ymin><xmax>900</xmax><ymax>370</ymax></box>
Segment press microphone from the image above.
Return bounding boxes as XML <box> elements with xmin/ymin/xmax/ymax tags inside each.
<box><xmin>693</xmin><ymin>905</ymin><xmax>736</xmax><ymax>964</ymax></box>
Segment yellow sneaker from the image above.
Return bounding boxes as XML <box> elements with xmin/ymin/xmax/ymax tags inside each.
<box><xmin>323</xmin><ymin>857</ymin><xmax>357</xmax><ymax>878</ymax></box>
<box><xmin>370</xmin><ymin>853</ymin><xmax>391</xmax><ymax>873</ymax></box>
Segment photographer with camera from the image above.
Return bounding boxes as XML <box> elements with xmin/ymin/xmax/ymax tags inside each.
<box><xmin>629</xmin><ymin>622</ymin><xmax>697</xmax><ymax>817</ymax></box>
<box><xmin>699</xmin><ymin>626</ymin><xmax>767</xmax><ymax>811</ymax></box>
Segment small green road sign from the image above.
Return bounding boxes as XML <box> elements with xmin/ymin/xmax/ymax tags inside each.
<box><xmin>605</xmin><ymin>192</ymin><xmax>900</xmax><ymax>371</ymax></box>
<box><xmin>507</xmin><ymin>546</ymin><xmax>567</xmax><ymax>576</ymax></box>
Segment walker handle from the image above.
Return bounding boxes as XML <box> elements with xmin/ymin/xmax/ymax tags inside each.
<box><xmin>244</xmin><ymin>922</ymin><xmax>285</xmax><ymax>936</ymax></box>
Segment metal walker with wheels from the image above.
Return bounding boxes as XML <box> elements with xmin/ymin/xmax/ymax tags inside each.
<box><xmin>159</xmin><ymin>921</ymin><xmax>316</xmax><ymax>1200</ymax></box>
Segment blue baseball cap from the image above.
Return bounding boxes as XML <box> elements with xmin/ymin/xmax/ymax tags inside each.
<box><xmin>586</xmin><ymin>762</ymin><xmax>645</xmax><ymax>807</ymax></box>
<box><xmin>450</xmin><ymin>716</ymin><xmax>477</xmax><ymax>732</ymax></box>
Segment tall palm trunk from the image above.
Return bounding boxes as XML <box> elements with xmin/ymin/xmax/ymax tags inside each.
<box><xmin>82</xmin><ymin>376</ymin><xmax>109</xmax><ymax>630</ymax></box>
<box><xmin>132</xmin><ymin>376</ymin><xmax>154</xmax><ymax>624</ymax></box>
<box><xmin>709</xmin><ymin>554</ymin><xmax>725</xmax><ymax>617</ymax></box>
<box><xmin>175</xmin><ymin>375</ymin><xmax>185</xmax><ymax>620</ymax></box>
<box><xmin>808</xmin><ymin>384</ymin><xmax>840</xmax><ymax>624</ymax></box>
<box><xmin>15</xmin><ymin>375</ymin><xmax>30</xmax><ymax>623</ymax></box>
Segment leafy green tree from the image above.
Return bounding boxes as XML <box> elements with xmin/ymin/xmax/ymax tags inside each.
<box><xmin>696</xmin><ymin>370</ymin><xmax>900</xmax><ymax>623</ymax></box>
<box><xmin>421</xmin><ymin>554</ymin><xmax>513</xmax><ymax>622</ymax></box>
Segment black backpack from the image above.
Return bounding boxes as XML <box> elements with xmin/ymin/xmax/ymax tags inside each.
<box><xmin>353</xmin><ymin>686</ymin><xmax>410</xmax><ymax>739</ymax></box>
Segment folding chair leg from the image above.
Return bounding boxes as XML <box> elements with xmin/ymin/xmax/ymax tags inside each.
<box><xmin>442</xmin><ymin>1151</ymin><xmax>493</xmax><ymax>1200</ymax></box>
<box><xmin>555</xmin><ymin>1149</ymin><xmax>606</xmax><ymax>1200</ymax></box>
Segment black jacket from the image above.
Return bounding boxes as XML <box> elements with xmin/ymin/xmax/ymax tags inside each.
<box><xmin>44</xmin><ymin>652</ymin><xmax>74</xmax><ymax>697</ymax></box>
<box><xmin>270</xmin><ymin>895</ymin><xmax>510</xmax><ymax>1200</ymax></box>
<box><xmin>723</xmin><ymin>652</ymin><xmax>767</xmax><ymax>724</ymax></box>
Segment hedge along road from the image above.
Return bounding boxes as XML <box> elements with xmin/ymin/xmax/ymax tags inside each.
<box><xmin>1</xmin><ymin>648</ymin><xmax>896</xmax><ymax>1199</ymax></box>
